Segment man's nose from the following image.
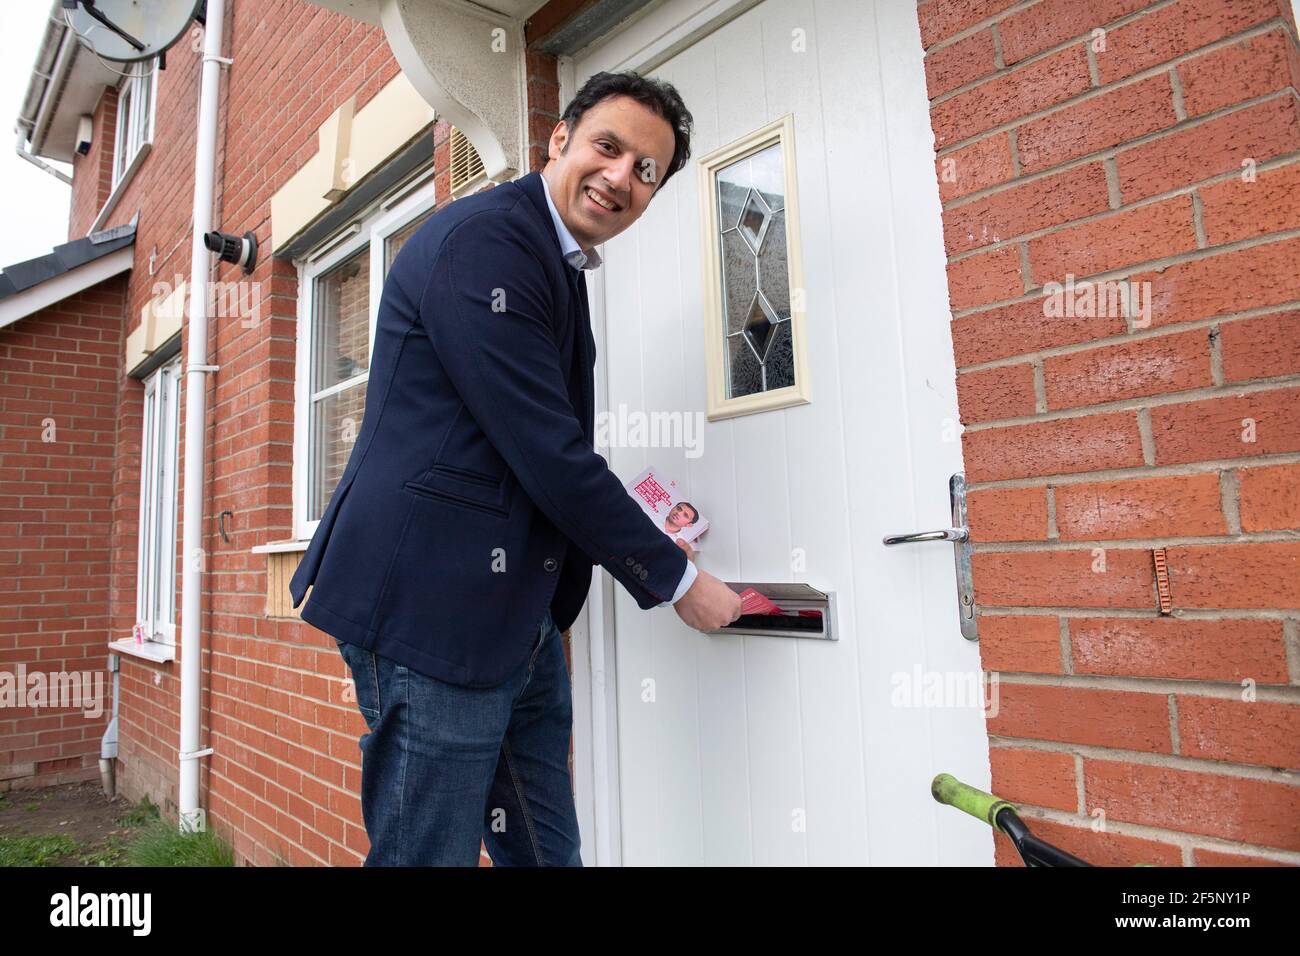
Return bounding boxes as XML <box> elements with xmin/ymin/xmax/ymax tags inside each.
<box><xmin>602</xmin><ymin>157</ymin><xmax>635</xmax><ymax>202</ymax></box>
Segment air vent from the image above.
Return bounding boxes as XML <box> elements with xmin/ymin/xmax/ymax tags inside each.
<box><xmin>449</xmin><ymin>127</ymin><xmax>485</xmax><ymax>193</ymax></box>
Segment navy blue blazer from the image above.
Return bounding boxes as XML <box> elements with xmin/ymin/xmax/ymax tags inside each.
<box><xmin>289</xmin><ymin>170</ymin><xmax>689</xmax><ymax>687</ymax></box>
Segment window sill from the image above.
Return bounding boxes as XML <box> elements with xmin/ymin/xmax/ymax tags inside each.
<box><xmin>90</xmin><ymin>142</ymin><xmax>151</xmax><ymax>234</ymax></box>
<box><xmin>251</xmin><ymin>539</ymin><xmax>310</xmax><ymax>555</ymax></box>
<box><xmin>109</xmin><ymin>636</ymin><xmax>176</xmax><ymax>663</ymax></box>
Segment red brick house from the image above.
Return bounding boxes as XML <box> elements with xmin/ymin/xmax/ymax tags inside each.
<box><xmin>2</xmin><ymin>0</ymin><xmax>1297</xmax><ymax>866</ymax></box>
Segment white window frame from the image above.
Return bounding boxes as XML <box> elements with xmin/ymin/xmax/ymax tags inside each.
<box><xmin>292</xmin><ymin>171</ymin><xmax>439</xmax><ymax>541</ymax></box>
<box><xmin>112</xmin><ymin>58</ymin><xmax>157</xmax><ymax>191</ymax></box>
<box><xmin>135</xmin><ymin>355</ymin><xmax>181</xmax><ymax>644</ymax></box>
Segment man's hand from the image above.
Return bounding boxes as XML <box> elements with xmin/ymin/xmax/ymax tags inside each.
<box><xmin>673</xmin><ymin>552</ymin><xmax>743</xmax><ymax>632</ymax></box>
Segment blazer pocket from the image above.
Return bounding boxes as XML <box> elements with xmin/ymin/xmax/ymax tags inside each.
<box><xmin>403</xmin><ymin>479</ymin><xmax>509</xmax><ymax>518</ymax></box>
<box><xmin>429</xmin><ymin>463</ymin><xmax>501</xmax><ymax>487</ymax></box>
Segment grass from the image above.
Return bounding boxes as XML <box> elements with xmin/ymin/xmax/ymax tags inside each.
<box><xmin>0</xmin><ymin>834</ymin><xmax>81</xmax><ymax>866</ymax></box>
<box><xmin>0</xmin><ymin>793</ymin><xmax>236</xmax><ymax>867</ymax></box>
<box><xmin>124</xmin><ymin>819</ymin><xmax>236</xmax><ymax>867</ymax></box>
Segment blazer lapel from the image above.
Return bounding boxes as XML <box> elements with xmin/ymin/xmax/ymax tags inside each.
<box><xmin>571</xmin><ymin>269</ymin><xmax>595</xmax><ymax>442</ymax></box>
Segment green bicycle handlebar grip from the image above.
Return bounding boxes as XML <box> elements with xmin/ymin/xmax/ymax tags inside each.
<box><xmin>931</xmin><ymin>773</ymin><xmax>1020</xmax><ymax>833</ymax></box>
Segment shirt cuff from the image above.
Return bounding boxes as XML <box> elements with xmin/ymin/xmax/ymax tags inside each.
<box><xmin>658</xmin><ymin>558</ymin><xmax>698</xmax><ymax>607</ymax></box>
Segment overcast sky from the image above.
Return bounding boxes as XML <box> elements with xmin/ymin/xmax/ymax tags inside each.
<box><xmin>0</xmin><ymin>3</ymin><xmax>74</xmax><ymax>269</ymax></box>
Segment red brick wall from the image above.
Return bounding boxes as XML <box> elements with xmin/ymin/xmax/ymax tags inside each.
<box><xmin>0</xmin><ymin>277</ymin><xmax>127</xmax><ymax>790</ymax></box>
<box><xmin>69</xmin><ymin>89</ymin><xmax>117</xmax><ymax>239</ymax></box>
<box><xmin>920</xmin><ymin>0</ymin><xmax>1300</xmax><ymax>865</ymax></box>
<box><xmin>81</xmin><ymin>0</ymin><xmax>427</xmax><ymax>865</ymax></box>
<box><xmin>63</xmin><ymin>0</ymin><xmax>557</xmax><ymax>866</ymax></box>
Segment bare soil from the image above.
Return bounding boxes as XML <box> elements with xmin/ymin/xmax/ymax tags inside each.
<box><xmin>0</xmin><ymin>780</ymin><xmax>145</xmax><ymax>866</ymax></box>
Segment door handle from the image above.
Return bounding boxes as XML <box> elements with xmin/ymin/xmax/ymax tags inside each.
<box><xmin>882</xmin><ymin>528</ymin><xmax>968</xmax><ymax>545</ymax></box>
<box><xmin>882</xmin><ymin>474</ymin><xmax>977</xmax><ymax>641</ymax></box>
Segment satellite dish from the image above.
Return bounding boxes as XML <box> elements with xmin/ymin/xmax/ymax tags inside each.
<box><xmin>62</xmin><ymin>0</ymin><xmax>205</xmax><ymax>63</ymax></box>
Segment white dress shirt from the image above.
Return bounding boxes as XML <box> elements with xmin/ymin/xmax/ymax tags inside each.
<box><xmin>540</xmin><ymin>174</ymin><xmax>698</xmax><ymax>606</ymax></box>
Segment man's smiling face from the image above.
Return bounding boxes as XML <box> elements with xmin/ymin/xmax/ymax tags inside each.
<box><xmin>541</xmin><ymin>94</ymin><xmax>678</xmax><ymax>253</ymax></box>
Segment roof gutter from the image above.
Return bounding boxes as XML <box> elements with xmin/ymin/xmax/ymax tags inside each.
<box><xmin>17</xmin><ymin>5</ymin><xmax>74</xmax><ymax>160</ymax></box>
<box><xmin>14</xmin><ymin>129</ymin><xmax>71</xmax><ymax>186</ymax></box>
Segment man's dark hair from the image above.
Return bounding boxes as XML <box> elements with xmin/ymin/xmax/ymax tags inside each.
<box><xmin>559</xmin><ymin>71</ymin><xmax>694</xmax><ymax>194</ymax></box>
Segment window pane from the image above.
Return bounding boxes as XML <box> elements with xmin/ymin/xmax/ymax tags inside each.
<box><xmin>138</xmin><ymin>61</ymin><xmax>153</xmax><ymax>145</ymax></box>
<box><xmin>715</xmin><ymin>142</ymin><xmax>793</xmax><ymax>399</ymax></box>
<box><xmin>155</xmin><ymin>363</ymin><xmax>180</xmax><ymax>632</ymax></box>
<box><xmin>385</xmin><ymin>206</ymin><xmax>435</xmax><ymax>275</ymax></box>
<box><xmin>115</xmin><ymin>83</ymin><xmax>134</xmax><ymax>182</ymax></box>
<box><xmin>309</xmin><ymin>383</ymin><xmax>366</xmax><ymax>520</ymax></box>
<box><xmin>312</xmin><ymin>248</ymin><xmax>370</xmax><ymax>394</ymax></box>
<box><xmin>151</xmin><ymin>369</ymin><xmax>169</xmax><ymax>626</ymax></box>
<box><xmin>137</xmin><ymin>382</ymin><xmax>156</xmax><ymax>624</ymax></box>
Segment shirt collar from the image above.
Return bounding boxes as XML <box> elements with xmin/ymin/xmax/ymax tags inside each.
<box><xmin>540</xmin><ymin>173</ymin><xmax>603</xmax><ymax>272</ymax></box>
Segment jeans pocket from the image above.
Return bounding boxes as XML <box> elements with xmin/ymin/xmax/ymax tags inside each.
<box><xmin>338</xmin><ymin>642</ymin><xmax>382</xmax><ymax>723</ymax></box>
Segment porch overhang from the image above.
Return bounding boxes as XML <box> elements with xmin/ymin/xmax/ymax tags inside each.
<box><xmin>18</xmin><ymin>1</ymin><xmax>125</xmax><ymax>163</ymax></box>
<box><xmin>304</xmin><ymin>0</ymin><xmax>661</xmax><ymax>181</ymax></box>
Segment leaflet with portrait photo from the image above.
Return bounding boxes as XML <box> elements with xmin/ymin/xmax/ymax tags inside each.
<box><xmin>625</xmin><ymin>465</ymin><xmax>708</xmax><ymax>548</ymax></box>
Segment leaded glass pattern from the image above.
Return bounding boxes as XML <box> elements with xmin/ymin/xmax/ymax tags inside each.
<box><xmin>716</xmin><ymin>142</ymin><xmax>793</xmax><ymax>398</ymax></box>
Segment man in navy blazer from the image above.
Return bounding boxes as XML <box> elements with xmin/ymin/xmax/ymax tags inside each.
<box><xmin>288</xmin><ymin>71</ymin><xmax>741</xmax><ymax>865</ymax></box>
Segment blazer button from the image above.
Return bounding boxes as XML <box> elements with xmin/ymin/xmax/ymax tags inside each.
<box><xmin>543</xmin><ymin>557</ymin><xmax>558</xmax><ymax>572</ymax></box>
<box><xmin>639</xmin><ymin>569</ymin><xmax>648</xmax><ymax>581</ymax></box>
<box><xmin>625</xmin><ymin>557</ymin><xmax>635</xmax><ymax>566</ymax></box>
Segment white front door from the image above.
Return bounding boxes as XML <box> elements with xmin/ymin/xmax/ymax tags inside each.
<box><xmin>566</xmin><ymin>0</ymin><xmax>993</xmax><ymax>866</ymax></box>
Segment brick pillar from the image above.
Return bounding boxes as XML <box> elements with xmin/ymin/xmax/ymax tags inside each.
<box><xmin>920</xmin><ymin>0</ymin><xmax>1300</xmax><ymax>865</ymax></box>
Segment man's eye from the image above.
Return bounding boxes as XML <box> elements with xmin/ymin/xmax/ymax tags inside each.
<box><xmin>597</xmin><ymin>142</ymin><xmax>614</xmax><ymax>153</ymax></box>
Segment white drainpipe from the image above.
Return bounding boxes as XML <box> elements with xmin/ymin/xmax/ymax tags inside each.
<box><xmin>178</xmin><ymin>0</ymin><xmax>229</xmax><ymax>834</ymax></box>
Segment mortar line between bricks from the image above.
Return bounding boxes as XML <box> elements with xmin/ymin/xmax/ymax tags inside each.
<box><xmin>1282</xmin><ymin>618</ymin><xmax>1300</xmax><ymax>684</ymax></box>
<box><xmin>922</xmin><ymin>0</ymin><xmax>1040</xmax><ymax>57</ymax></box>
<box><xmin>946</xmin><ymin>168</ymin><xmax>1300</xmax><ymax>266</ymax></box>
<box><xmin>1137</xmin><ymin>407</ymin><xmax>1156</xmax><ymax>466</ymax></box>
<box><xmin>978</xmin><ymin>604</ymin><xmax>1299</xmax><ymax>622</ymax></box>
<box><xmin>955</xmin><ymin>301</ymin><xmax>1300</xmax><ymax>373</ymax></box>
<box><xmin>1102</xmin><ymin>156</ymin><xmax>1121</xmax><ymax>208</ymax></box>
<box><xmin>1168</xmin><ymin>693</ymin><xmax>1180</xmax><ymax>756</ymax></box>
<box><xmin>986</xmin><ymin>733</ymin><xmax>1300</xmax><ymax>782</ymax></box>
<box><xmin>1189</xmin><ymin>189</ymin><xmax>1208</xmax><ymax>249</ymax></box>
<box><xmin>931</xmin><ymin>15</ymin><xmax>1285</xmax><ymax>128</ymax></box>
<box><xmin>1058</xmin><ymin>615</ymin><xmax>1071</xmax><ymax>675</ymax></box>
<box><xmin>925</xmin><ymin>0</ymin><xmax>1177</xmax><ymax>62</ymax></box>
<box><xmin>1207</xmin><ymin>321</ymin><xmax>1225</xmax><ymax>385</ymax></box>
<box><xmin>1219</xmin><ymin>475</ymin><xmax>1243</xmax><ymax>543</ymax></box>
<box><xmin>946</xmin><ymin>209</ymin><xmax>1300</xmax><ymax>314</ymax></box>
<box><xmin>940</xmin><ymin>92</ymin><xmax>1300</xmax><ymax>211</ymax></box>
<box><xmin>972</xmin><ymin>529</ymin><xmax>1300</xmax><ymax>549</ymax></box>
<box><xmin>959</xmin><ymin>371</ymin><xmax>1300</xmax><ymax>430</ymax></box>
<box><xmin>1168</xmin><ymin>65</ymin><xmax>1187</xmax><ymax>121</ymax></box>
<box><xmin>1073</xmin><ymin>753</ymin><xmax>1085</xmax><ymax>815</ymax></box>
<box><xmin>1009</xmin><ymin>802</ymin><xmax>1300</xmax><ymax>865</ymax></box>
<box><xmin>990</xmin><ymin>673</ymin><xmax>1300</xmax><ymax>704</ymax></box>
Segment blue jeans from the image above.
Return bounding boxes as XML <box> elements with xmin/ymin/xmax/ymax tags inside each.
<box><xmin>334</xmin><ymin>608</ymin><xmax>582</xmax><ymax>866</ymax></box>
